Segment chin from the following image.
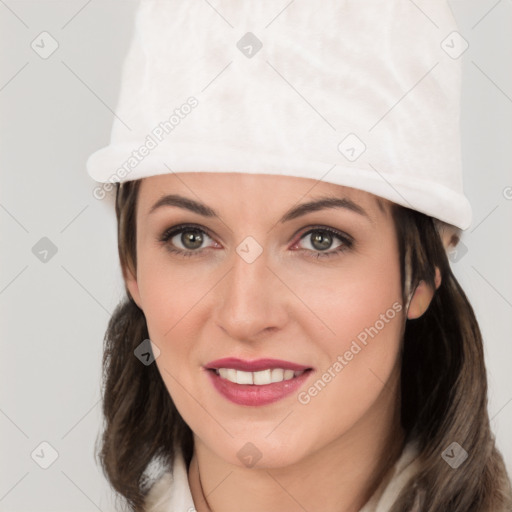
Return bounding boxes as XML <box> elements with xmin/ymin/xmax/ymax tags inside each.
<box><xmin>205</xmin><ymin>433</ymin><xmax>317</xmax><ymax>471</ymax></box>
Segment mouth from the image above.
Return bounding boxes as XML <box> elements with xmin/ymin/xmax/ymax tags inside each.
<box><xmin>204</xmin><ymin>358</ymin><xmax>314</xmax><ymax>406</ymax></box>
<box><xmin>209</xmin><ymin>367</ymin><xmax>310</xmax><ymax>385</ymax></box>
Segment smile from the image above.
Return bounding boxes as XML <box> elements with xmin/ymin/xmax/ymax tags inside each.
<box><xmin>205</xmin><ymin>358</ymin><xmax>314</xmax><ymax>406</ymax></box>
<box><xmin>214</xmin><ymin>368</ymin><xmax>307</xmax><ymax>385</ymax></box>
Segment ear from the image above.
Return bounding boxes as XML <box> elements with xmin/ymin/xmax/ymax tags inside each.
<box><xmin>123</xmin><ymin>264</ymin><xmax>143</xmax><ymax>309</ymax></box>
<box><xmin>407</xmin><ymin>267</ymin><xmax>442</xmax><ymax>320</ymax></box>
<box><xmin>436</xmin><ymin>220</ymin><xmax>461</xmax><ymax>252</ymax></box>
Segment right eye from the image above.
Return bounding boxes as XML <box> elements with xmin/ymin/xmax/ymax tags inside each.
<box><xmin>158</xmin><ymin>224</ymin><xmax>219</xmax><ymax>257</ymax></box>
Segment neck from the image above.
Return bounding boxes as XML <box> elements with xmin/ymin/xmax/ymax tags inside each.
<box><xmin>188</xmin><ymin>373</ymin><xmax>404</xmax><ymax>512</ymax></box>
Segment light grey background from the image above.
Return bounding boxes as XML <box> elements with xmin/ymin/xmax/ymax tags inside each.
<box><xmin>1</xmin><ymin>0</ymin><xmax>511</xmax><ymax>510</ymax></box>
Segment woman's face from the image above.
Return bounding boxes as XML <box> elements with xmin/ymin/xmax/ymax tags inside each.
<box><xmin>127</xmin><ymin>172</ymin><xmax>406</xmax><ymax>468</ymax></box>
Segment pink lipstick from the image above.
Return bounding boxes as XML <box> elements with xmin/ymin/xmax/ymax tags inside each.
<box><xmin>204</xmin><ymin>357</ymin><xmax>313</xmax><ymax>406</ymax></box>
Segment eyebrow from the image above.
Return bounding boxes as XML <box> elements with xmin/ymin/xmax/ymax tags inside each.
<box><xmin>148</xmin><ymin>194</ymin><xmax>371</xmax><ymax>223</ymax></box>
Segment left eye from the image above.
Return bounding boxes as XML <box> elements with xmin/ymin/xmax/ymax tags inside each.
<box><xmin>293</xmin><ymin>228</ymin><xmax>353</xmax><ymax>259</ymax></box>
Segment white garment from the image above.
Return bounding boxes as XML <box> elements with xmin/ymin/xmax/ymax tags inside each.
<box><xmin>144</xmin><ymin>443</ymin><xmax>420</xmax><ymax>512</ymax></box>
<box><xmin>86</xmin><ymin>0</ymin><xmax>472</xmax><ymax>231</ymax></box>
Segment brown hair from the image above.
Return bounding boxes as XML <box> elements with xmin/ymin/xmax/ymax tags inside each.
<box><xmin>95</xmin><ymin>179</ymin><xmax>512</xmax><ymax>511</ymax></box>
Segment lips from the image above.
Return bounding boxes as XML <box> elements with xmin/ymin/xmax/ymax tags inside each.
<box><xmin>204</xmin><ymin>357</ymin><xmax>314</xmax><ymax>406</ymax></box>
<box><xmin>205</xmin><ymin>357</ymin><xmax>311</xmax><ymax>372</ymax></box>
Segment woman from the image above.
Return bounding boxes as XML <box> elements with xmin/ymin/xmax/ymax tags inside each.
<box><xmin>87</xmin><ymin>1</ymin><xmax>512</xmax><ymax>511</ymax></box>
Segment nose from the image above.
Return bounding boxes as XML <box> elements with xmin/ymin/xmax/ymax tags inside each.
<box><xmin>213</xmin><ymin>247</ymin><xmax>289</xmax><ymax>343</ymax></box>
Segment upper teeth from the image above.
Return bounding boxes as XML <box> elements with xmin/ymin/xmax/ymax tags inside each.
<box><xmin>216</xmin><ymin>368</ymin><xmax>305</xmax><ymax>385</ymax></box>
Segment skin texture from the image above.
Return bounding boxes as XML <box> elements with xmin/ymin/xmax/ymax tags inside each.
<box><xmin>125</xmin><ymin>172</ymin><xmax>440</xmax><ymax>512</ymax></box>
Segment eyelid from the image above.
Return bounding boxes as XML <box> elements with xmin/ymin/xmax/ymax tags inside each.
<box><xmin>158</xmin><ymin>223</ymin><xmax>217</xmax><ymax>243</ymax></box>
<box><xmin>158</xmin><ymin>222</ymin><xmax>354</xmax><ymax>258</ymax></box>
<box><xmin>292</xmin><ymin>225</ymin><xmax>354</xmax><ymax>255</ymax></box>
<box><xmin>159</xmin><ymin>223</ymin><xmax>352</xmax><ymax>243</ymax></box>
<box><xmin>294</xmin><ymin>224</ymin><xmax>353</xmax><ymax>242</ymax></box>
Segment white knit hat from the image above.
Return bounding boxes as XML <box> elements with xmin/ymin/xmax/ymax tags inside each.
<box><xmin>86</xmin><ymin>0</ymin><xmax>472</xmax><ymax>230</ymax></box>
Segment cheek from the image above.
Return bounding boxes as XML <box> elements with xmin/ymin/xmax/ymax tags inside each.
<box><xmin>291</xmin><ymin>251</ymin><xmax>404</xmax><ymax>432</ymax></box>
<box><xmin>136</xmin><ymin>255</ymin><xmax>203</xmax><ymax>413</ymax></box>
<box><xmin>288</xmin><ymin>248</ymin><xmax>403</xmax><ymax>347</ymax></box>
<box><xmin>135</xmin><ymin>250</ymin><xmax>214</xmax><ymax>396</ymax></box>
<box><xmin>136</xmin><ymin>251</ymin><xmax>203</xmax><ymax>338</ymax></box>
<box><xmin>295</xmin><ymin>313</ymin><xmax>403</xmax><ymax>456</ymax></box>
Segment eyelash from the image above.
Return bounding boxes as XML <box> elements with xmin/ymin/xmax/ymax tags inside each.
<box><xmin>158</xmin><ymin>223</ymin><xmax>354</xmax><ymax>260</ymax></box>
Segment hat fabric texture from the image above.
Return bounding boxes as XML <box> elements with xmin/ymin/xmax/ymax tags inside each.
<box><xmin>86</xmin><ymin>0</ymin><xmax>472</xmax><ymax>230</ymax></box>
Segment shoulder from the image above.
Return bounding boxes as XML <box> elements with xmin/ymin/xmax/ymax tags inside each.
<box><xmin>359</xmin><ymin>440</ymin><xmax>421</xmax><ymax>512</ymax></box>
<box><xmin>145</xmin><ymin>471</ymin><xmax>177</xmax><ymax>512</ymax></box>
<box><xmin>144</xmin><ymin>450</ymin><xmax>195</xmax><ymax>512</ymax></box>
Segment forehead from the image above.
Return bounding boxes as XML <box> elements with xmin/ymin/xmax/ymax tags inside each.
<box><xmin>136</xmin><ymin>172</ymin><xmax>392</xmax><ymax>220</ymax></box>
